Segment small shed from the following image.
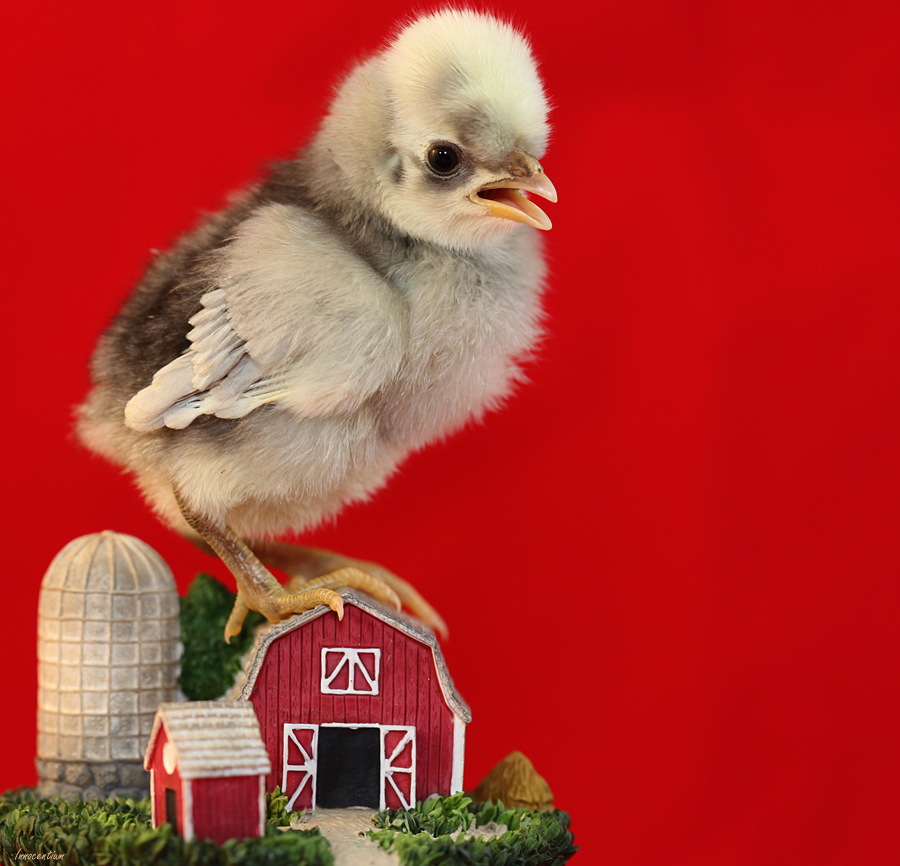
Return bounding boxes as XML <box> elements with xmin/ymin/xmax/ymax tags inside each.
<box><xmin>235</xmin><ymin>592</ymin><xmax>471</xmax><ymax>812</ymax></box>
<box><xmin>144</xmin><ymin>701</ymin><xmax>271</xmax><ymax>844</ymax></box>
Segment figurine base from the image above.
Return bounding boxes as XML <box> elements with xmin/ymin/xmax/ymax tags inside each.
<box><xmin>34</xmin><ymin>758</ymin><xmax>148</xmax><ymax>801</ymax></box>
<box><xmin>0</xmin><ymin>790</ymin><xmax>577</xmax><ymax>864</ymax></box>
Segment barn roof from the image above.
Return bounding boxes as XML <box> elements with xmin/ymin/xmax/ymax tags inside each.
<box><xmin>144</xmin><ymin>700</ymin><xmax>271</xmax><ymax>779</ymax></box>
<box><xmin>233</xmin><ymin>592</ymin><xmax>472</xmax><ymax>723</ymax></box>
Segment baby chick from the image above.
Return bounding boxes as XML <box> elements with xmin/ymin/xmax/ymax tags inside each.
<box><xmin>77</xmin><ymin>9</ymin><xmax>557</xmax><ymax>641</ymax></box>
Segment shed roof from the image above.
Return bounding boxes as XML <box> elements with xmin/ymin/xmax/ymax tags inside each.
<box><xmin>233</xmin><ymin>592</ymin><xmax>472</xmax><ymax>724</ymax></box>
<box><xmin>144</xmin><ymin>700</ymin><xmax>271</xmax><ymax>779</ymax></box>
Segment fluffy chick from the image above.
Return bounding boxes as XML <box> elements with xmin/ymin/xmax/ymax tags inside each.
<box><xmin>77</xmin><ymin>9</ymin><xmax>557</xmax><ymax>640</ymax></box>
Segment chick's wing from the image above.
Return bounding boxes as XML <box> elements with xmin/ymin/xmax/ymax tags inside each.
<box><xmin>124</xmin><ymin>203</ymin><xmax>407</xmax><ymax>432</ymax></box>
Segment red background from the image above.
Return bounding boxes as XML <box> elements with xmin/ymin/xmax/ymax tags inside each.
<box><xmin>3</xmin><ymin>1</ymin><xmax>899</xmax><ymax>863</ymax></box>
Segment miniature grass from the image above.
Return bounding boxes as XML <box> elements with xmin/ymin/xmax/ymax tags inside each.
<box><xmin>0</xmin><ymin>788</ymin><xmax>332</xmax><ymax>866</ymax></box>
<box><xmin>369</xmin><ymin>792</ymin><xmax>578</xmax><ymax>865</ymax></box>
<box><xmin>178</xmin><ymin>573</ymin><xmax>265</xmax><ymax>700</ymax></box>
<box><xmin>0</xmin><ymin>788</ymin><xmax>574</xmax><ymax>865</ymax></box>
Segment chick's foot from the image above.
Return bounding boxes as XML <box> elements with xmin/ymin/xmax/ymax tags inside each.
<box><xmin>177</xmin><ymin>494</ymin><xmax>446</xmax><ymax>642</ymax></box>
<box><xmin>249</xmin><ymin>540</ymin><xmax>448</xmax><ymax>638</ymax></box>
<box><xmin>224</xmin><ymin>565</ymin><xmax>403</xmax><ymax>642</ymax></box>
<box><xmin>177</xmin><ymin>494</ymin><xmax>348</xmax><ymax>642</ymax></box>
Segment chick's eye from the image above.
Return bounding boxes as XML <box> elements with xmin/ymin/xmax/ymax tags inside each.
<box><xmin>427</xmin><ymin>145</ymin><xmax>461</xmax><ymax>175</ymax></box>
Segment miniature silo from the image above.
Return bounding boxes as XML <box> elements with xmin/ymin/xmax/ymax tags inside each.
<box><xmin>36</xmin><ymin>531</ymin><xmax>181</xmax><ymax>800</ymax></box>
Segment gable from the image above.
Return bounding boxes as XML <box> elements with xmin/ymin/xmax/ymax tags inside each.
<box><xmin>144</xmin><ymin>701</ymin><xmax>271</xmax><ymax>779</ymax></box>
<box><xmin>236</xmin><ymin>593</ymin><xmax>470</xmax><ymax>723</ymax></box>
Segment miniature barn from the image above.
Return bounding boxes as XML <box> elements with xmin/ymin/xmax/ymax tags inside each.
<box><xmin>143</xmin><ymin>701</ymin><xmax>271</xmax><ymax>844</ymax></box>
<box><xmin>235</xmin><ymin>592</ymin><xmax>471</xmax><ymax>812</ymax></box>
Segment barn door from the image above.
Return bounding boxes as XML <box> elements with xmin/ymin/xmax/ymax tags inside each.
<box><xmin>381</xmin><ymin>726</ymin><xmax>416</xmax><ymax>810</ymax></box>
<box><xmin>282</xmin><ymin>724</ymin><xmax>318</xmax><ymax>811</ymax></box>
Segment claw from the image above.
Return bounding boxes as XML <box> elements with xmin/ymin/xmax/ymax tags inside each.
<box><xmin>286</xmin><ymin>566</ymin><xmax>401</xmax><ymax>611</ymax></box>
<box><xmin>246</xmin><ymin>540</ymin><xmax>446</xmax><ymax>636</ymax></box>
<box><xmin>224</xmin><ymin>618</ymin><xmax>241</xmax><ymax>645</ymax></box>
<box><xmin>225</xmin><ymin>593</ymin><xmax>251</xmax><ymax>643</ymax></box>
<box><xmin>224</xmin><ymin>584</ymin><xmax>346</xmax><ymax>642</ymax></box>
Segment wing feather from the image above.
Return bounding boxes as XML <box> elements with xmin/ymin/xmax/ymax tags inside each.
<box><xmin>124</xmin><ymin>203</ymin><xmax>405</xmax><ymax>433</ymax></box>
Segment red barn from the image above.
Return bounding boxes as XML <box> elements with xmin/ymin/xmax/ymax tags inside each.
<box><xmin>236</xmin><ymin>592</ymin><xmax>470</xmax><ymax>812</ymax></box>
<box><xmin>143</xmin><ymin>701</ymin><xmax>271</xmax><ymax>843</ymax></box>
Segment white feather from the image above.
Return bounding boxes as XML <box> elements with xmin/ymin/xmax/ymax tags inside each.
<box><xmin>124</xmin><ymin>203</ymin><xmax>407</xmax><ymax>432</ymax></box>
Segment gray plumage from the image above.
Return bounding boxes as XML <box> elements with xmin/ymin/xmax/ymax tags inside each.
<box><xmin>77</xmin><ymin>9</ymin><xmax>556</xmax><ymax>549</ymax></box>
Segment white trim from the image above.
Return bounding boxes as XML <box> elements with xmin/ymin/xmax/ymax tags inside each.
<box><xmin>381</xmin><ymin>725</ymin><xmax>416</xmax><ymax>811</ymax></box>
<box><xmin>320</xmin><ymin>648</ymin><xmax>381</xmax><ymax>695</ymax></box>
<box><xmin>258</xmin><ymin>775</ymin><xmax>266</xmax><ymax>837</ymax></box>
<box><xmin>451</xmin><ymin>715</ymin><xmax>466</xmax><ymax>794</ymax></box>
<box><xmin>182</xmin><ymin>779</ymin><xmax>194</xmax><ymax>842</ymax></box>
<box><xmin>149</xmin><ymin>769</ymin><xmax>156</xmax><ymax>826</ymax></box>
<box><xmin>282</xmin><ymin>724</ymin><xmax>318</xmax><ymax>811</ymax></box>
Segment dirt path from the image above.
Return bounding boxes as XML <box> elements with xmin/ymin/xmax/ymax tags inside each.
<box><xmin>293</xmin><ymin>807</ymin><xmax>400</xmax><ymax>866</ymax></box>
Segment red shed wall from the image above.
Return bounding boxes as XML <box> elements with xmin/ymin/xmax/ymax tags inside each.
<box><xmin>191</xmin><ymin>776</ymin><xmax>262</xmax><ymax>844</ymax></box>
<box><xmin>249</xmin><ymin>604</ymin><xmax>455</xmax><ymax>801</ymax></box>
<box><xmin>147</xmin><ymin>728</ymin><xmax>184</xmax><ymax>832</ymax></box>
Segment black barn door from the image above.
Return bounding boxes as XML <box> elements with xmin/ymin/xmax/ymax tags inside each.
<box><xmin>316</xmin><ymin>726</ymin><xmax>380</xmax><ymax>808</ymax></box>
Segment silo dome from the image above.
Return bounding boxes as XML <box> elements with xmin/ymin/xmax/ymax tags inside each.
<box><xmin>36</xmin><ymin>531</ymin><xmax>181</xmax><ymax>799</ymax></box>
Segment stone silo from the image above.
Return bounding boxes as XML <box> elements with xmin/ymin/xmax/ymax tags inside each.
<box><xmin>36</xmin><ymin>531</ymin><xmax>181</xmax><ymax>800</ymax></box>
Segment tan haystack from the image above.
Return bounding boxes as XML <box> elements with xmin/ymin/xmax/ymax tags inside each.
<box><xmin>474</xmin><ymin>751</ymin><xmax>554</xmax><ymax>811</ymax></box>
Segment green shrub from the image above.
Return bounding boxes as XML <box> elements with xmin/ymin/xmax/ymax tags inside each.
<box><xmin>265</xmin><ymin>787</ymin><xmax>293</xmax><ymax>828</ymax></box>
<box><xmin>178</xmin><ymin>573</ymin><xmax>265</xmax><ymax>700</ymax></box>
<box><xmin>370</xmin><ymin>793</ymin><xmax>577</xmax><ymax>865</ymax></box>
<box><xmin>373</xmin><ymin>791</ymin><xmax>476</xmax><ymax>835</ymax></box>
<box><xmin>0</xmin><ymin>789</ymin><xmax>332</xmax><ymax>866</ymax></box>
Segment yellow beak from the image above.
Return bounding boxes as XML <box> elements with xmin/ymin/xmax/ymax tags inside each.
<box><xmin>470</xmin><ymin>147</ymin><xmax>558</xmax><ymax>231</ymax></box>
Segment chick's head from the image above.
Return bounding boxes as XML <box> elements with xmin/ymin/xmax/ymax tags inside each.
<box><xmin>318</xmin><ymin>10</ymin><xmax>555</xmax><ymax>250</ymax></box>
<box><xmin>380</xmin><ymin>9</ymin><xmax>555</xmax><ymax>248</ymax></box>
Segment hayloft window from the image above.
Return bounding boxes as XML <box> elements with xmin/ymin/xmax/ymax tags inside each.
<box><xmin>320</xmin><ymin>648</ymin><xmax>381</xmax><ymax>695</ymax></box>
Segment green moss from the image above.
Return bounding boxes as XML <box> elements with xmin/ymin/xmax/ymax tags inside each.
<box><xmin>0</xmin><ymin>789</ymin><xmax>332</xmax><ymax>866</ymax></box>
<box><xmin>178</xmin><ymin>573</ymin><xmax>265</xmax><ymax>700</ymax></box>
<box><xmin>369</xmin><ymin>793</ymin><xmax>578</xmax><ymax>865</ymax></box>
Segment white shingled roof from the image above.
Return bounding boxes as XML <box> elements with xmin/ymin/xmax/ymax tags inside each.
<box><xmin>144</xmin><ymin>700</ymin><xmax>271</xmax><ymax>779</ymax></box>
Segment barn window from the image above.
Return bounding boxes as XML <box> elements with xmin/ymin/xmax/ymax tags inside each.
<box><xmin>320</xmin><ymin>648</ymin><xmax>381</xmax><ymax>695</ymax></box>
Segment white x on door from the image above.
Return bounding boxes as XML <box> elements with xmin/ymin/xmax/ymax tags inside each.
<box><xmin>282</xmin><ymin>724</ymin><xmax>317</xmax><ymax>811</ymax></box>
<box><xmin>382</xmin><ymin>726</ymin><xmax>416</xmax><ymax>810</ymax></box>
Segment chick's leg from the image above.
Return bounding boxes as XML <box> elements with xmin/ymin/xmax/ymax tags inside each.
<box><xmin>177</xmin><ymin>495</ymin><xmax>366</xmax><ymax>642</ymax></box>
<box><xmin>248</xmin><ymin>540</ymin><xmax>448</xmax><ymax>638</ymax></box>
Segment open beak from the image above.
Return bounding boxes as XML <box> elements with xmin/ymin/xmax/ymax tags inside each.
<box><xmin>470</xmin><ymin>147</ymin><xmax>558</xmax><ymax>231</ymax></box>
